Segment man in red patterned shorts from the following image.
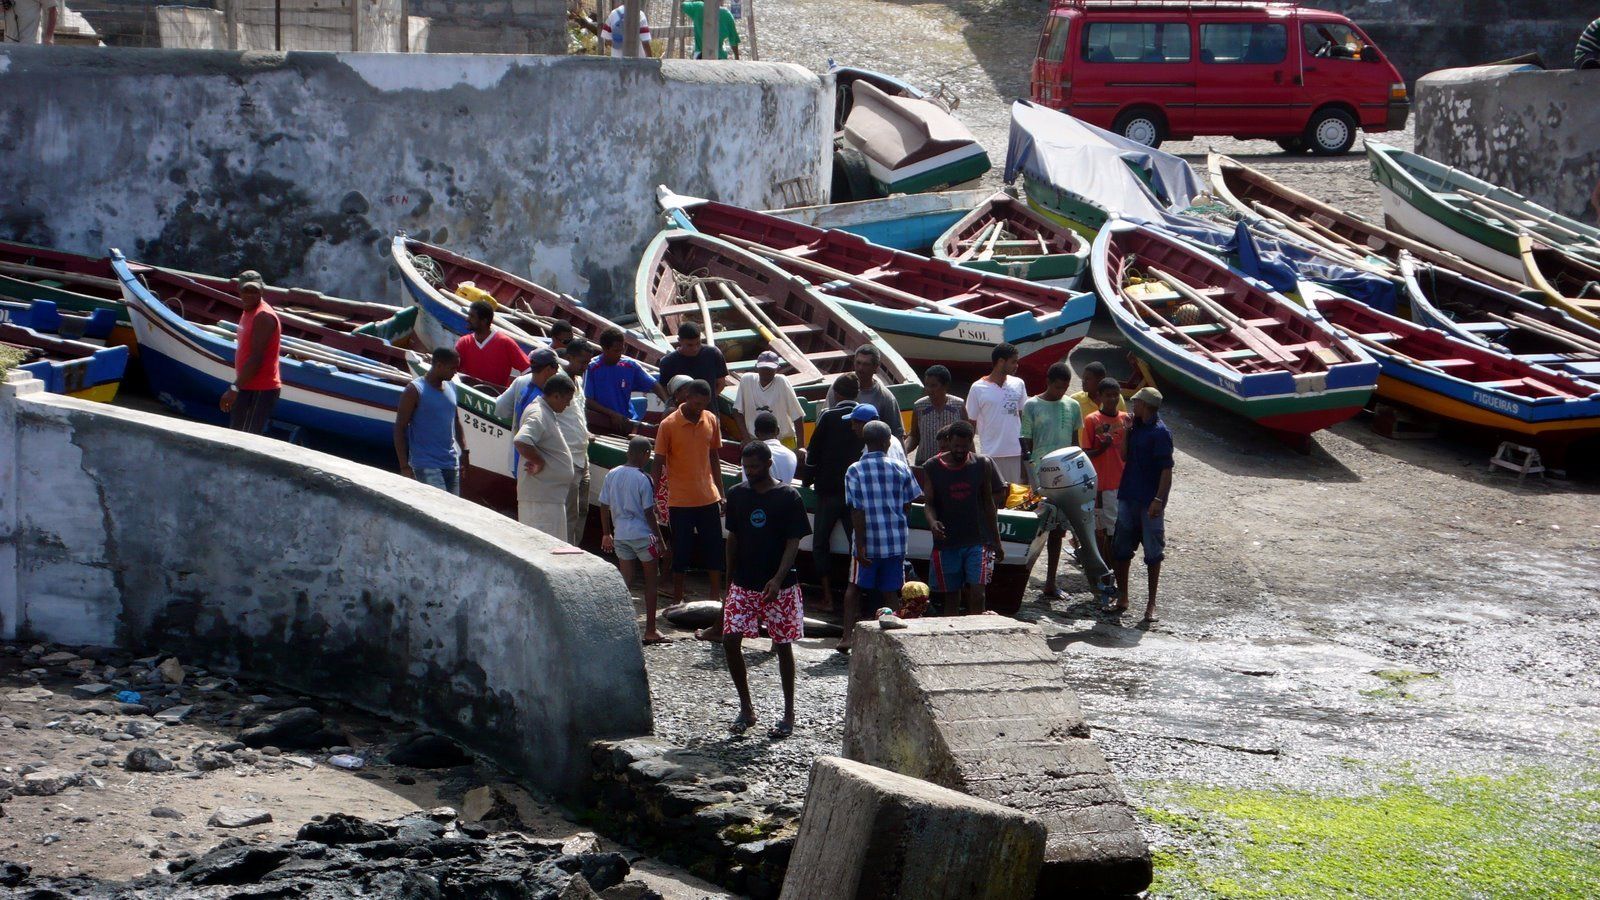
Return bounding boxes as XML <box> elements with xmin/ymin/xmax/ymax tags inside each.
<box><xmin>722</xmin><ymin>440</ymin><xmax>812</xmax><ymax>739</ymax></box>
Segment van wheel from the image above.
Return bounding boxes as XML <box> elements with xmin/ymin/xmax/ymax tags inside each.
<box><xmin>1112</xmin><ymin>108</ymin><xmax>1166</xmax><ymax>149</ymax></box>
<box><xmin>1304</xmin><ymin>108</ymin><xmax>1358</xmax><ymax>156</ymax></box>
<box><xmin>1275</xmin><ymin>138</ymin><xmax>1308</xmax><ymax>155</ymax></box>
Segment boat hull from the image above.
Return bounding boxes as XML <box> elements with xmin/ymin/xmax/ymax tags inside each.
<box><xmin>14</xmin><ymin>343</ymin><xmax>128</xmax><ymax>402</ymax></box>
<box><xmin>1374</xmin><ymin>181</ymin><xmax>1523</xmax><ymax>280</ymax></box>
<box><xmin>766</xmin><ymin>190</ymin><xmax>989</xmax><ymax>253</ymax></box>
<box><xmin>1022</xmin><ymin>175</ymin><xmax>1111</xmax><ymax>240</ymax></box>
<box><xmin>832</xmin><ymin>294</ymin><xmax>1092</xmax><ymax>384</ymax></box>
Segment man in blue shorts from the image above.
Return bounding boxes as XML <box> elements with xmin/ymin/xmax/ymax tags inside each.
<box><xmin>839</xmin><ymin>421</ymin><xmax>921</xmax><ymax>651</ymax></box>
<box><xmin>923</xmin><ymin>420</ymin><xmax>1004</xmax><ymax>616</ymax></box>
<box><xmin>1112</xmin><ymin>387</ymin><xmax>1174</xmax><ymax>626</ymax></box>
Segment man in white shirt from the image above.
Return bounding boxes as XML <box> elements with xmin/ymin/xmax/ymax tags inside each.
<box><xmin>966</xmin><ymin>342</ymin><xmax>1027</xmax><ymax>483</ymax></box>
<box><xmin>3</xmin><ymin>0</ymin><xmax>58</xmax><ymax>43</ymax></box>
<box><xmin>601</xmin><ymin>2</ymin><xmax>651</xmax><ymax>58</ymax></box>
<box><xmin>735</xmin><ymin>351</ymin><xmax>806</xmax><ymax>448</ymax></box>
<box><xmin>751</xmin><ymin>412</ymin><xmax>798</xmax><ymax>484</ymax></box>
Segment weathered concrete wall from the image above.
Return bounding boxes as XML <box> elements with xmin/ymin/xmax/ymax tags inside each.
<box><xmin>1415</xmin><ymin>65</ymin><xmax>1600</xmax><ymax>222</ymax></box>
<box><xmin>0</xmin><ymin>373</ymin><xmax>652</xmax><ymax>797</ymax></box>
<box><xmin>843</xmin><ymin>618</ymin><xmax>1150</xmax><ymax>897</ymax></box>
<box><xmin>1309</xmin><ymin>2</ymin><xmax>1594</xmax><ymax>83</ymax></box>
<box><xmin>0</xmin><ymin>46</ymin><xmax>832</xmax><ymax>313</ymax></box>
<box><xmin>780</xmin><ymin>757</ymin><xmax>1046</xmax><ymax>900</ymax></box>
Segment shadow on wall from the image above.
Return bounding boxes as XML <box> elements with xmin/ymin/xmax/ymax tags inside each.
<box><xmin>0</xmin><ymin>375</ymin><xmax>653</xmax><ymax>798</ymax></box>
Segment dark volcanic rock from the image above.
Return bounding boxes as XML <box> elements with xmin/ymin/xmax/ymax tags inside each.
<box><xmin>237</xmin><ymin>707</ymin><xmax>345</xmax><ymax>750</ymax></box>
<box><xmin>179</xmin><ymin>844</ymin><xmax>294</xmax><ymax>885</ymax></box>
<box><xmin>124</xmin><ymin>747</ymin><xmax>176</xmax><ymax>773</ymax></box>
<box><xmin>388</xmin><ymin>732</ymin><xmax>472</xmax><ymax>769</ymax></box>
<box><xmin>298</xmin><ymin>813</ymin><xmax>392</xmax><ymax>845</ymax></box>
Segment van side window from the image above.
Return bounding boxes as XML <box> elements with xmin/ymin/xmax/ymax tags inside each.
<box><xmin>1302</xmin><ymin>22</ymin><xmax>1363</xmax><ymax>60</ymax></box>
<box><xmin>1082</xmin><ymin>22</ymin><xmax>1190</xmax><ymax>64</ymax></box>
<box><xmin>1199</xmin><ymin>23</ymin><xmax>1287</xmax><ymax>65</ymax></box>
<box><xmin>1044</xmin><ymin>18</ymin><xmax>1071</xmax><ymax>64</ymax></box>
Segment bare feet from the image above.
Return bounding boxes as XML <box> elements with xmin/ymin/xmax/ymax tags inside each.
<box><xmin>642</xmin><ymin>631</ymin><xmax>667</xmax><ymax>645</ymax></box>
<box><xmin>694</xmin><ymin>626</ymin><xmax>721</xmax><ymax>642</ymax></box>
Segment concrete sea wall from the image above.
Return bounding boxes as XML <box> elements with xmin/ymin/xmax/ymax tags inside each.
<box><xmin>1311</xmin><ymin>1</ymin><xmax>1593</xmax><ymax>83</ymax></box>
<box><xmin>0</xmin><ymin>46</ymin><xmax>832</xmax><ymax>314</ymax></box>
<box><xmin>0</xmin><ymin>374</ymin><xmax>653</xmax><ymax>797</ymax></box>
<box><xmin>1414</xmin><ymin>65</ymin><xmax>1600</xmax><ymax>222</ymax></box>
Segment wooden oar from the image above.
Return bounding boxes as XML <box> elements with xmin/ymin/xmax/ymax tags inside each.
<box><xmin>977</xmin><ymin>222</ymin><xmax>1005</xmax><ymax>261</ymax></box>
<box><xmin>715</xmin><ymin>282</ymin><xmax>820</xmax><ymax>379</ymax></box>
<box><xmin>691</xmin><ymin>283</ymin><xmax>717</xmax><ymax>346</ymax></box>
<box><xmin>1250</xmin><ymin>202</ymin><xmax>1394</xmax><ymax>279</ymax></box>
<box><xmin>1461</xmin><ymin>190</ymin><xmax>1598</xmax><ymax>249</ymax></box>
<box><xmin>1124</xmin><ymin>291</ymin><xmax>1241</xmax><ymax>372</ymax></box>
<box><xmin>720</xmin><ymin>235</ymin><xmax>962</xmax><ymax>314</ymax></box>
<box><xmin>953</xmin><ymin>223</ymin><xmax>995</xmax><ymax>262</ymax></box>
<box><xmin>1481</xmin><ymin>310</ymin><xmax>1600</xmax><ymax>355</ymax></box>
<box><xmin>0</xmin><ymin>261</ymin><xmax>123</xmax><ymax>292</ymax></box>
<box><xmin>1145</xmin><ymin>266</ymin><xmax>1299</xmax><ymax>368</ymax></box>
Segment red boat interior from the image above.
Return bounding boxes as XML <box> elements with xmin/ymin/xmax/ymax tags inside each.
<box><xmin>648</xmin><ymin>233</ymin><xmax>863</xmax><ymax>381</ymax></box>
<box><xmin>401</xmin><ymin>240</ymin><xmax>638</xmax><ymax>355</ymax></box>
<box><xmin>944</xmin><ymin>196</ymin><xmax>1082</xmax><ymax>261</ymax></box>
<box><xmin>683</xmin><ymin>201</ymin><xmax>1061</xmax><ymax>321</ymax></box>
<box><xmin>138</xmin><ymin>269</ymin><xmax>412</xmax><ymax>369</ymax></box>
<box><xmin>1317</xmin><ymin>295</ymin><xmax>1591</xmax><ymax>400</ymax></box>
<box><xmin>1109</xmin><ymin>227</ymin><xmax>1361</xmax><ymax>377</ymax></box>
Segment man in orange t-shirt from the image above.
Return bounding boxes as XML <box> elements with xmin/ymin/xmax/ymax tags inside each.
<box><xmin>652</xmin><ymin>379</ymin><xmax>727</xmax><ymax>625</ymax></box>
<box><xmin>1082</xmin><ymin>378</ymin><xmax>1132</xmax><ymax>565</ymax></box>
<box><xmin>219</xmin><ymin>271</ymin><xmax>282</xmax><ymax>435</ymax></box>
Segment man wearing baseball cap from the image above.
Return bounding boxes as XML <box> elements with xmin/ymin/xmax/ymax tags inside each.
<box><xmin>734</xmin><ymin>350</ymin><xmax>805</xmax><ymax>449</ymax></box>
<box><xmin>849</xmin><ymin>404</ymin><xmax>908</xmax><ymax>466</ymax></box>
<box><xmin>220</xmin><ymin>270</ymin><xmax>282</xmax><ymax>434</ymax></box>
<box><xmin>1112</xmin><ymin>387</ymin><xmax>1174</xmax><ymax>625</ymax></box>
<box><xmin>495</xmin><ymin>347</ymin><xmax>563</xmax><ymax>431</ymax></box>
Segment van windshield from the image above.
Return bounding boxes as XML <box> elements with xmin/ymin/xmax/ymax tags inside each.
<box><xmin>1302</xmin><ymin>22</ymin><xmax>1364</xmax><ymax>60</ymax></box>
<box><xmin>1083</xmin><ymin>22</ymin><xmax>1190</xmax><ymax>63</ymax></box>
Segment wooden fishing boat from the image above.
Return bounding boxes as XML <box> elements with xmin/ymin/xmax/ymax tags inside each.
<box><xmin>1400</xmin><ymin>253</ymin><xmax>1600</xmax><ymax>387</ymax></box>
<box><xmin>1306</xmin><ymin>283</ymin><xmax>1600</xmax><ymax>444</ymax></box>
<box><xmin>634</xmin><ymin>228</ymin><xmax>918</xmax><ymax>391</ymax></box>
<box><xmin>1520</xmin><ymin>235</ymin><xmax>1600</xmax><ymax>329</ymax></box>
<box><xmin>661</xmin><ymin>189</ymin><xmax>1097</xmax><ymax>386</ymax></box>
<box><xmin>1022</xmin><ymin>175</ymin><xmax>1114</xmax><ymax>240</ymax></box>
<box><xmin>765</xmin><ymin>189</ymin><xmax>989</xmax><ymax>253</ymax></box>
<box><xmin>841</xmin><ymin>80</ymin><xmax>991</xmax><ymax>196</ymax></box>
<box><xmin>1</xmin><ymin>297</ymin><xmax>119</xmax><ymax>344</ymax></box>
<box><xmin>0</xmin><ymin>240</ymin><xmax>140</xmax><ymax>353</ymax></box>
<box><xmin>1208</xmin><ymin>154</ymin><xmax>1529</xmax><ymax>294</ymax></box>
<box><xmin>390</xmin><ymin>235</ymin><xmax>661</xmax><ymax>362</ymax></box>
<box><xmin>112</xmin><ymin>250</ymin><xmax>421</xmax><ymax>446</ymax></box>
<box><xmin>932</xmin><ymin>191</ymin><xmax>1090</xmax><ymax>287</ymax></box>
<box><xmin>830</xmin><ymin>65</ymin><xmax>931</xmax><ymax>133</ymax></box>
<box><xmin>1367</xmin><ymin>143</ymin><xmax>1600</xmax><ymax>281</ymax></box>
<box><xmin>1091</xmin><ymin>220</ymin><xmax>1379</xmax><ymax>444</ymax></box>
<box><xmin>1</xmin><ymin>322</ymin><xmax>129</xmax><ymax>402</ymax></box>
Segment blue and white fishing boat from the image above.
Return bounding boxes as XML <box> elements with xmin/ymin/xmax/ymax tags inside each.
<box><xmin>1</xmin><ymin>319</ymin><xmax>129</xmax><ymax>403</ymax></box>
<box><xmin>112</xmin><ymin>251</ymin><xmax>419</xmax><ymax>447</ymax></box>
<box><xmin>764</xmin><ymin>189</ymin><xmax>989</xmax><ymax>253</ymax></box>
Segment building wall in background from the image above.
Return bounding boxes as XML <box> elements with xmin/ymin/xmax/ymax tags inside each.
<box><xmin>0</xmin><ymin>47</ymin><xmax>832</xmax><ymax>312</ymax></box>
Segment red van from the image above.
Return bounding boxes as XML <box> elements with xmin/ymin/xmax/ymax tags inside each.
<box><xmin>1029</xmin><ymin>1</ymin><xmax>1409</xmax><ymax>154</ymax></box>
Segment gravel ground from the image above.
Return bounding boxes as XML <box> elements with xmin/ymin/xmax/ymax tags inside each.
<box><xmin>637</xmin><ymin>0</ymin><xmax>1600</xmax><ymax>859</ymax></box>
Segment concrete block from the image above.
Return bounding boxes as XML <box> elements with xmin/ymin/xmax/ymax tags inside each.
<box><xmin>844</xmin><ymin>618</ymin><xmax>1151</xmax><ymax>897</ymax></box>
<box><xmin>779</xmin><ymin>757</ymin><xmax>1044</xmax><ymax>900</ymax></box>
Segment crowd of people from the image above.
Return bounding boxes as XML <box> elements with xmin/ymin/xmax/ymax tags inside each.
<box><xmin>223</xmin><ymin>284</ymin><xmax>1175</xmax><ymax>739</ymax></box>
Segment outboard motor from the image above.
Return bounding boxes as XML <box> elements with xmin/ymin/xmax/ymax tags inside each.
<box><xmin>1033</xmin><ymin>446</ymin><xmax>1097</xmax><ymax>514</ymax></box>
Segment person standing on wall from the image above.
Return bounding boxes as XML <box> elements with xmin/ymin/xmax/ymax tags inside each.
<box><xmin>838</xmin><ymin>421</ymin><xmax>921</xmax><ymax>652</ymax></box>
<box><xmin>966</xmin><ymin>342</ymin><xmax>1028</xmax><ymax>485</ymax></box>
<box><xmin>722</xmin><ymin>439</ymin><xmax>811</xmax><ymax>738</ymax></box>
<box><xmin>2</xmin><ymin>0</ymin><xmax>58</xmax><ymax>43</ymax></box>
<box><xmin>602</xmin><ymin>1</ymin><xmax>652</xmax><ymax>58</ymax></box>
<box><xmin>658</xmin><ymin>321</ymin><xmax>731</xmax><ymax>393</ymax></box>
<box><xmin>803</xmin><ymin>373</ymin><xmax>865</xmax><ymax>613</ymax></box>
<box><xmin>653</xmin><ymin>379</ymin><xmax>728</xmax><ymax>635</ymax></box>
<box><xmin>906</xmin><ymin>365</ymin><xmax>967</xmax><ymax>467</ymax></box>
<box><xmin>218</xmin><ymin>271</ymin><xmax>282</xmax><ymax>435</ymax></box>
<box><xmin>513</xmin><ymin>374</ymin><xmax>580</xmax><ymax>540</ymax></box>
<box><xmin>395</xmin><ymin>346</ymin><xmax>467</xmax><ymax>495</ymax></box>
<box><xmin>455</xmin><ymin>300</ymin><xmax>529</xmax><ymax>390</ymax></box>
<box><xmin>682</xmin><ymin>0</ymin><xmax>740</xmax><ymax>59</ymax></box>
<box><xmin>735</xmin><ymin>350</ymin><xmax>806</xmax><ymax>448</ymax></box>
<box><xmin>1112</xmin><ymin>387</ymin><xmax>1175</xmax><ymax>626</ymax></box>
<box><xmin>824</xmin><ymin>345</ymin><xmax>905</xmax><ymax>445</ymax></box>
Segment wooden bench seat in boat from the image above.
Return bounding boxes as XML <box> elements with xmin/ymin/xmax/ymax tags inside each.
<box><xmin>1213</xmin><ymin>348</ymin><xmax>1259</xmax><ymax>362</ymax></box>
<box><xmin>1176</xmin><ymin>323</ymin><xmax>1229</xmax><ymax>336</ymax></box>
<box><xmin>1427</xmin><ymin>358</ymin><xmax>1475</xmax><ymax>369</ymax></box>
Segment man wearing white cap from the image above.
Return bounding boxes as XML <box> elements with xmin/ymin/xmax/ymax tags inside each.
<box><xmin>735</xmin><ymin>350</ymin><xmax>806</xmax><ymax>449</ymax></box>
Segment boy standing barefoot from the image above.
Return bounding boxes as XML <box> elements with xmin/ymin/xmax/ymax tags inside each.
<box><xmin>600</xmin><ymin>436</ymin><xmax>671</xmax><ymax>644</ymax></box>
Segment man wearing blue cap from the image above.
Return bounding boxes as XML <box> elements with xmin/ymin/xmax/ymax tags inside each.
<box><xmin>849</xmin><ymin>403</ymin><xmax>909</xmax><ymax>466</ymax></box>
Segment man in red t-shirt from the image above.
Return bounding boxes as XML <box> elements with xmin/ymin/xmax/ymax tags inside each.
<box><xmin>219</xmin><ymin>270</ymin><xmax>282</xmax><ymax>435</ymax></box>
<box><xmin>1082</xmin><ymin>378</ymin><xmax>1132</xmax><ymax>566</ymax></box>
<box><xmin>453</xmin><ymin>300</ymin><xmax>529</xmax><ymax>389</ymax></box>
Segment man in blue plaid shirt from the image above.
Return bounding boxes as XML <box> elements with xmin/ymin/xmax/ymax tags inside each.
<box><xmin>838</xmin><ymin>421</ymin><xmax>922</xmax><ymax>651</ymax></box>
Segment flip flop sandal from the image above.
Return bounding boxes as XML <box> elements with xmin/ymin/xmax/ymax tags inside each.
<box><xmin>768</xmin><ymin>721</ymin><xmax>794</xmax><ymax>740</ymax></box>
<box><xmin>729</xmin><ymin>716</ymin><xmax>756</xmax><ymax>735</ymax></box>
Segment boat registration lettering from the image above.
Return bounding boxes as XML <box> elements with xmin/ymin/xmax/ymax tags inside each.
<box><xmin>943</xmin><ymin>323</ymin><xmax>1002</xmax><ymax>344</ymax></box>
<box><xmin>1471</xmin><ymin>390</ymin><xmax>1519</xmax><ymax>415</ymax></box>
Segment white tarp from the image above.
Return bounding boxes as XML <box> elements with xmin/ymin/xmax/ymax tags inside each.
<box><xmin>157</xmin><ymin>0</ymin><xmax>423</xmax><ymax>51</ymax></box>
<box><xmin>1002</xmin><ymin>101</ymin><xmax>1202</xmax><ymax>220</ymax></box>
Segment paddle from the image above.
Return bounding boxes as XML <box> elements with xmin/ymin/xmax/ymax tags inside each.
<box><xmin>719</xmin><ymin>235</ymin><xmax>963</xmax><ymax>315</ymax></box>
<box><xmin>1145</xmin><ymin>266</ymin><xmax>1300</xmax><ymax>369</ymax></box>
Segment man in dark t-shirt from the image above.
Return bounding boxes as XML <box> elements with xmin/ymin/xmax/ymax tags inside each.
<box><xmin>923</xmin><ymin>420</ymin><xmax>1004</xmax><ymax>616</ymax></box>
<box><xmin>659</xmin><ymin>321</ymin><xmax>730</xmax><ymax>391</ymax></box>
<box><xmin>722</xmin><ymin>440</ymin><xmax>812</xmax><ymax>739</ymax></box>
